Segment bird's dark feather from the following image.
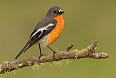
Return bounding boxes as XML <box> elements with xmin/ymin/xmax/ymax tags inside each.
<box><xmin>15</xmin><ymin>18</ymin><xmax>57</xmax><ymax>59</ymax></box>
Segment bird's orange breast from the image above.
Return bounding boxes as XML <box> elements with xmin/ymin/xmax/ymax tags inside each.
<box><xmin>46</xmin><ymin>15</ymin><xmax>64</xmax><ymax>46</ymax></box>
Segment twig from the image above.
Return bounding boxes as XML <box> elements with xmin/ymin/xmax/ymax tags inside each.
<box><xmin>0</xmin><ymin>41</ymin><xmax>109</xmax><ymax>74</ymax></box>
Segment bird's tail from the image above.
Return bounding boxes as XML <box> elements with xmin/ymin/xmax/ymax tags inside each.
<box><xmin>15</xmin><ymin>40</ymin><xmax>31</xmax><ymax>59</ymax></box>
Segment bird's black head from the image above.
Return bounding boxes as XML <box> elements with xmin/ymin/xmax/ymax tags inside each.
<box><xmin>46</xmin><ymin>6</ymin><xmax>64</xmax><ymax>18</ymax></box>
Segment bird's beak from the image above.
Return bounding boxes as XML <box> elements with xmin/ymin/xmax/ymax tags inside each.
<box><xmin>60</xmin><ymin>11</ymin><xmax>64</xmax><ymax>14</ymax></box>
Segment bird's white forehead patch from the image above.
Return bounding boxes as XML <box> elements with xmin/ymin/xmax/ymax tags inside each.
<box><xmin>59</xmin><ymin>9</ymin><xmax>62</xmax><ymax>12</ymax></box>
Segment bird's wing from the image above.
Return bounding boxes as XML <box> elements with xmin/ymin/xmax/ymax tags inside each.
<box><xmin>15</xmin><ymin>19</ymin><xmax>57</xmax><ymax>59</ymax></box>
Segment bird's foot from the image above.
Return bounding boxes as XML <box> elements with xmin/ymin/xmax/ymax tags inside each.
<box><xmin>39</xmin><ymin>54</ymin><xmax>46</xmax><ymax>60</ymax></box>
<box><xmin>53</xmin><ymin>51</ymin><xmax>57</xmax><ymax>59</ymax></box>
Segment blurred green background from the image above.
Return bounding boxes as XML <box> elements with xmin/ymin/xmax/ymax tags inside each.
<box><xmin>0</xmin><ymin>0</ymin><xmax>115</xmax><ymax>78</ymax></box>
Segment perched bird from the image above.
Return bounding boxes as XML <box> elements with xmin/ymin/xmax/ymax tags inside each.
<box><xmin>15</xmin><ymin>6</ymin><xmax>64</xmax><ymax>59</ymax></box>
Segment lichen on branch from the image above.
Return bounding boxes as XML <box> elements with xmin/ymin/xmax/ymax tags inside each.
<box><xmin>0</xmin><ymin>41</ymin><xmax>109</xmax><ymax>74</ymax></box>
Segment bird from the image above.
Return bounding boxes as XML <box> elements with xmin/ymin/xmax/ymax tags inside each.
<box><xmin>15</xmin><ymin>6</ymin><xmax>65</xmax><ymax>59</ymax></box>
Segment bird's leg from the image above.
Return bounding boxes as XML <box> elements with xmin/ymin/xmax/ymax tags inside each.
<box><xmin>38</xmin><ymin>44</ymin><xmax>45</xmax><ymax>59</ymax></box>
<box><xmin>47</xmin><ymin>46</ymin><xmax>57</xmax><ymax>58</ymax></box>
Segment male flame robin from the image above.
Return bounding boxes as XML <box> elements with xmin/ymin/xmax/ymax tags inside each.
<box><xmin>15</xmin><ymin>6</ymin><xmax>64</xmax><ymax>59</ymax></box>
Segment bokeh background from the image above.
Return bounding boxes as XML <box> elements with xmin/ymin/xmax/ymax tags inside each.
<box><xmin>0</xmin><ymin>0</ymin><xmax>115</xmax><ymax>78</ymax></box>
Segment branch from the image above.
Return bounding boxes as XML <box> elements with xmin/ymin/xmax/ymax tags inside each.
<box><xmin>0</xmin><ymin>41</ymin><xmax>109</xmax><ymax>74</ymax></box>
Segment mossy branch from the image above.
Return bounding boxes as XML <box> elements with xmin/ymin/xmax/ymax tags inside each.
<box><xmin>0</xmin><ymin>41</ymin><xmax>109</xmax><ymax>74</ymax></box>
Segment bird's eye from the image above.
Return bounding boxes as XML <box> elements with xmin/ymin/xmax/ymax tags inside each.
<box><xmin>53</xmin><ymin>11</ymin><xmax>56</xmax><ymax>13</ymax></box>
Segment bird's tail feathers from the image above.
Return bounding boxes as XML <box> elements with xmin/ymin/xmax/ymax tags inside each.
<box><xmin>15</xmin><ymin>41</ymin><xmax>31</xmax><ymax>59</ymax></box>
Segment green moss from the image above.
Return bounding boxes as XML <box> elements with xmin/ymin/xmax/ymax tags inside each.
<box><xmin>3</xmin><ymin>61</ymin><xmax>9</xmax><ymax>67</ymax></box>
<box><xmin>101</xmin><ymin>52</ymin><xmax>108</xmax><ymax>54</ymax></box>
<box><xmin>32</xmin><ymin>63</ymin><xmax>44</xmax><ymax>72</ymax></box>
